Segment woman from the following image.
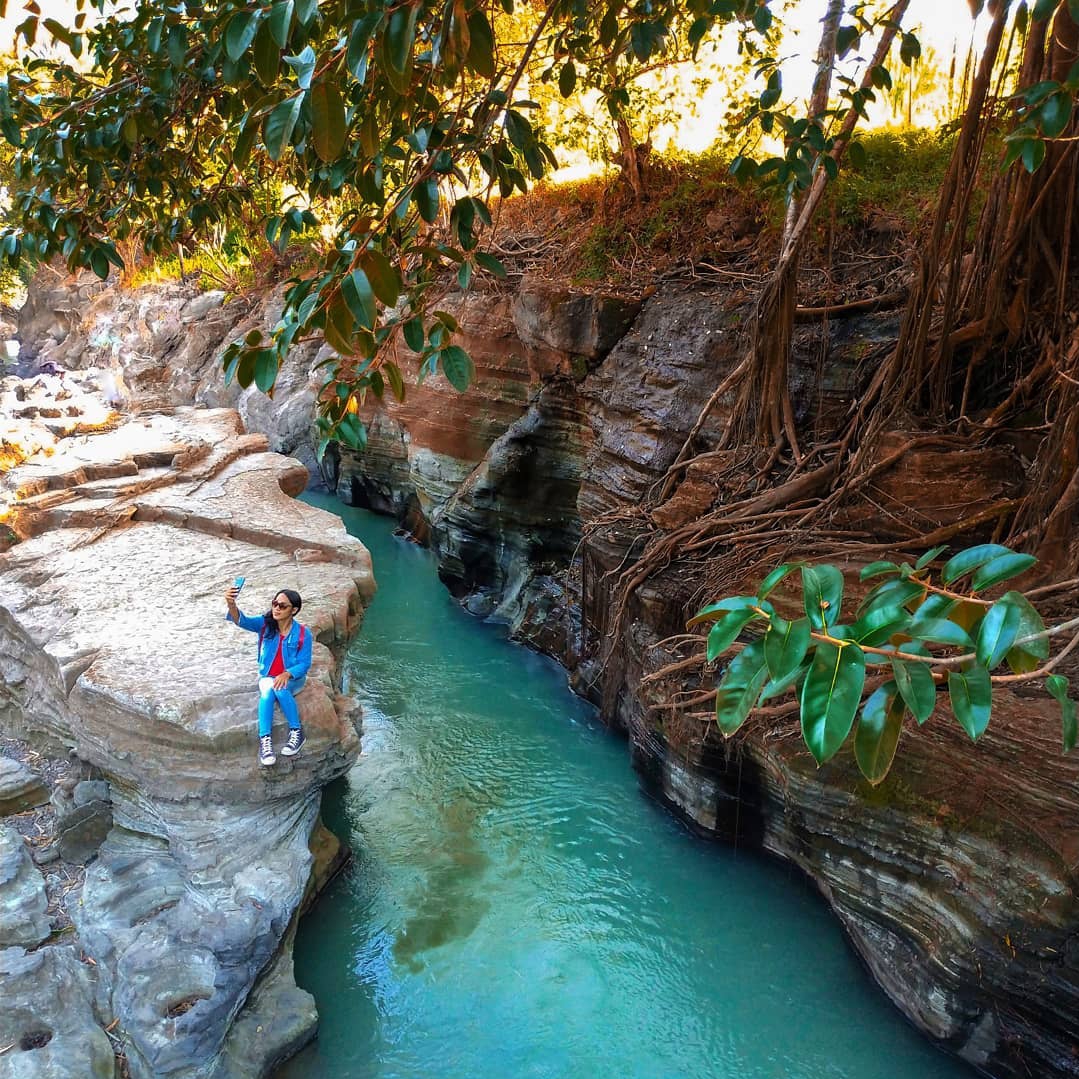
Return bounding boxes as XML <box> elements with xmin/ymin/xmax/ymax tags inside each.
<box><xmin>225</xmin><ymin>585</ymin><xmax>313</xmax><ymax>767</ymax></box>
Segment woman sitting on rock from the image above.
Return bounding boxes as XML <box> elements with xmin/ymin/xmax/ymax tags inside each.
<box><xmin>225</xmin><ymin>585</ymin><xmax>313</xmax><ymax>767</ymax></box>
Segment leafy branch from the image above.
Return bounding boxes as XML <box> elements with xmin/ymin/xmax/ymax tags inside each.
<box><xmin>690</xmin><ymin>543</ymin><xmax>1077</xmax><ymax>784</ymax></box>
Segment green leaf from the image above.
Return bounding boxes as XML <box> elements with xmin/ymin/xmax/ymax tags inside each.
<box><xmin>475</xmin><ymin>251</ymin><xmax>506</xmax><ymax>278</ymax></box>
<box><xmin>358</xmin><ymin>250</ymin><xmax>400</xmax><ymax>306</ymax></box>
<box><xmin>341</xmin><ymin>268</ymin><xmax>377</xmax><ymax>329</ymax></box>
<box><xmin>975</xmin><ymin>592</ymin><xmax>1024</xmax><ymax>669</ymax></box>
<box><xmin>1046</xmin><ymin>674</ymin><xmax>1077</xmax><ymax>752</ymax></box>
<box><xmin>860</xmin><ymin>560</ymin><xmax>900</xmax><ymax>581</ymax></box>
<box><xmin>559</xmin><ymin>61</ymin><xmax>576</xmax><ymax>98</ymax></box>
<box><xmin>415</xmin><ymin>178</ymin><xmax>440</xmax><ymax>223</ymax></box>
<box><xmin>706</xmin><ymin>608</ymin><xmax>761</xmax><ymax>661</ymax></box>
<box><xmin>941</xmin><ymin>544</ymin><xmax>1013</xmax><ymax>585</ymax></box>
<box><xmin>906</xmin><ymin>617</ymin><xmax>973</xmax><ymax>648</ymax></box>
<box><xmin>899</xmin><ymin>31</ymin><xmax>921</xmax><ymax>65</ymax></box>
<box><xmin>254</xmin><ymin>349</ymin><xmax>277</xmax><ymax>392</ymax></box>
<box><xmin>384</xmin><ymin>2</ymin><xmax>418</xmax><ymax>83</ymax></box>
<box><xmin>855</xmin><ymin>683</ymin><xmax>906</xmax><ymax>784</ymax></box>
<box><xmin>294</xmin><ymin>0</ymin><xmax>318</xmax><ymax>27</ymax></box>
<box><xmin>225</xmin><ymin>10</ymin><xmax>260</xmax><ymax>62</ymax></box>
<box><xmin>402</xmin><ymin>316</ymin><xmax>424</xmax><ymax>352</ymax></box>
<box><xmin>758</xmin><ymin>562</ymin><xmax>800</xmax><ymax>599</ymax></box>
<box><xmin>167</xmin><ymin>23</ymin><xmax>187</xmax><ymax>66</ymax></box>
<box><xmin>1040</xmin><ymin>91</ymin><xmax>1072</xmax><ymax>138</ymax></box>
<box><xmin>1005</xmin><ymin>593</ymin><xmax>1049</xmax><ymax>674</ymax></box>
<box><xmin>236</xmin><ymin>350</ymin><xmax>257</xmax><ymax>389</ymax></box>
<box><xmin>264</xmin><ymin>95</ymin><xmax>303</xmax><ymax>160</ymax></box>
<box><xmin>915</xmin><ymin>593</ymin><xmax>958</xmax><ymax>620</ymax></box>
<box><xmin>439</xmin><ymin>344</ymin><xmax>474</xmax><ymax>392</ymax></box>
<box><xmin>891</xmin><ymin>648</ymin><xmax>936</xmax><ymax>724</ymax></box>
<box><xmin>764</xmin><ymin>615</ymin><xmax>811</xmax><ymax>681</ymax></box>
<box><xmin>752</xmin><ymin>4</ymin><xmax>772</xmax><ymax>32</ymax></box>
<box><xmin>851</xmin><ymin>605</ymin><xmax>912</xmax><ymax>647</ymax></box>
<box><xmin>89</xmin><ymin>247</ymin><xmax>109</xmax><ymax>280</ymax></box>
<box><xmin>759</xmin><ymin>660</ymin><xmax>809</xmax><ymax>703</ymax></box>
<box><xmin>970</xmin><ymin>552</ymin><xmax>1037</xmax><ymax>591</ymax></box>
<box><xmin>857</xmin><ymin>577</ymin><xmax>926</xmax><ymax>618</ymax></box>
<box><xmin>284</xmin><ymin>44</ymin><xmax>316</xmax><ymax>89</ymax></box>
<box><xmin>714</xmin><ymin>641</ymin><xmax>770</xmax><ymax>736</ymax></box>
<box><xmin>310</xmin><ymin>81</ymin><xmax>346</xmax><ymax>162</ymax></box>
<box><xmin>802</xmin><ymin>564</ymin><xmax>844</xmax><ymax>629</ymax></box>
<box><xmin>801</xmin><ymin>641</ymin><xmax>866</xmax><ymax>764</ymax></box>
<box><xmin>948</xmin><ymin>666</ymin><xmax>992</xmax><ymax>741</ymax></box>
<box><xmin>465</xmin><ymin>9</ymin><xmax>495</xmax><ymax>78</ymax></box>
<box><xmin>1031</xmin><ymin>0</ymin><xmax>1060</xmax><ymax>20</ymax></box>
<box><xmin>253</xmin><ymin>22</ymin><xmax>281</xmax><ymax>83</ymax></box>
<box><xmin>268</xmin><ymin>0</ymin><xmax>294</xmax><ymax>47</ymax></box>
<box><xmin>915</xmin><ymin>545</ymin><xmax>948</xmax><ymax>570</ymax></box>
<box><xmin>384</xmin><ymin>361</ymin><xmax>406</xmax><ymax>402</ymax></box>
<box><xmin>689</xmin><ymin>596</ymin><xmax>765</xmax><ymax>626</ymax></box>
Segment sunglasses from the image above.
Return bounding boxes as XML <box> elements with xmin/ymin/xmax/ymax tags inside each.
<box><xmin>271</xmin><ymin>600</ymin><xmax>293</xmax><ymax>610</ymax></box>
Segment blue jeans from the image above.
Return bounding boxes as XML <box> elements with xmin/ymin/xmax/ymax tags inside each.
<box><xmin>258</xmin><ymin>676</ymin><xmax>305</xmax><ymax>737</ymax></box>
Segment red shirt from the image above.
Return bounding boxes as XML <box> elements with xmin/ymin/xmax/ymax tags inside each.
<box><xmin>268</xmin><ymin>633</ymin><xmax>287</xmax><ymax>677</ymax></box>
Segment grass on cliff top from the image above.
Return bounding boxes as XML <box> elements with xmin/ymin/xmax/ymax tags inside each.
<box><xmin>488</xmin><ymin>127</ymin><xmax>957</xmax><ymax>295</ymax></box>
<box><xmin>120</xmin><ymin>127</ymin><xmax>958</xmax><ymax>302</ymax></box>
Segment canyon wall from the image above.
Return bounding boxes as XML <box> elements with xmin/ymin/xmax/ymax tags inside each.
<box><xmin>12</xmin><ymin>270</ymin><xmax>1079</xmax><ymax>1077</ymax></box>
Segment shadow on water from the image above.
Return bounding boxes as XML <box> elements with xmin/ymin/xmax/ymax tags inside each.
<box><xmin>275</xmin><ymin>493</ymin><xmax>978</xmax><ymax>1079</ymax></box>
<box><xmin>392</xmin><ymin>796</ymin><xmax>492</xmax><ymax>972</ymax></box>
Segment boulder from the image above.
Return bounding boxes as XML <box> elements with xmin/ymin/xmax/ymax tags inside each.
<box><xmin>0</xmin><ymin>823</ymin><xmax>50</xmax><ymax>948</ymax></box>
<box><xmin>0</xmin><ymin>945</ymin><xmax>115</xmax><ymax>1078</ymax></box>
<box><xmin>0</xmin><ymin>756</ymin><xmax>48</xmax><ymax>816</ymax></box>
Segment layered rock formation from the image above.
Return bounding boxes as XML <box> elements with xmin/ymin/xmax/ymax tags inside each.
<box><xmin>15</xmin><ymin>271</ymin><xmax>328</xmax><ymax>471</ymax></box>
<box><xmin>10</xmin><ymin>267</ymin><xmax>1078</xmax><ymax>1077</ymax></box>
<box><xmin>330</xmin><ymin>275</ymin><xmax>1079</xmax><ymax>1078</ymax></box>
<box><xmin>0</xmin><ymin>383</ymin><xmax>374</xmax><ymax>1078</ymax></box>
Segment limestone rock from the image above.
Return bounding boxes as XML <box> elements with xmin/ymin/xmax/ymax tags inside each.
<box><xmin>0</xmin><ymin>823</ymin><xmax>50</xmax><ymax>948</ymax></box>
<box><xmin>0</xmin><ymin>756</ymin><xmax>48</xmax><ymax>816</ymax></box>
<box><xmin>0</xmin><ymin>403</ymin><xmax>374</xmax><ymax>1078</ymax></box>
<box><xmin>0</xmin><ymin>945</ymin><xmax>115</xmax><ymax>1078</ymax></box>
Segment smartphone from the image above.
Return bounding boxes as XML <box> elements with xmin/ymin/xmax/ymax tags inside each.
<box><xmin>233</xmin><ymin>576</ymin><xmax>245</xmax><ymax>591</ymax></box>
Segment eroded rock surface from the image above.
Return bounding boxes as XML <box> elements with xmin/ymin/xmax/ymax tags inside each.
<box><xmin>15</xmin><ymin>272</ymin><xmax>326</xmax><ymax>470</ymax></box>
<box><xmin>0</xmin><ymin>823</ymin><xmax>50</xmax><ymax>948</ymax></box>
<box><xmin>0</xmin><ymin>944</ymin><xmax>116</xmax><ymax>1078</ymax></box>
<box><xmin>0</xmin><ymin>756</ymin><xmax>48</xmax><ymax>817</ymax></box>
<box><xmin>0</xmin><ymin>399</ymin><xmax>374</xmax><ymax>1079</ymax></box>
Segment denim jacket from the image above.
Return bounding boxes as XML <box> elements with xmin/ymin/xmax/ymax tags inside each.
<box><xmin>227</xmin><ymin>610</ymin><xmax>313</xmax><ymax>690</ymax></box>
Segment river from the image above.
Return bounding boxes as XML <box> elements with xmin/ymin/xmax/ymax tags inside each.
<box><xmin>276</xmin><ymin>492</ymin><xmax>974</xmax><ymax>1079</ymax></box>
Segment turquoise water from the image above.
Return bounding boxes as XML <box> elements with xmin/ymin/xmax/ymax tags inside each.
<box><xmin>278</xmin><ymin>493</ymin><xmax>974</xmax><ymax>1079</ymax></box>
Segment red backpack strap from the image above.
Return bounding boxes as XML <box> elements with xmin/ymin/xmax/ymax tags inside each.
<box><xmin>298</xmin><ymin>624</ymin><xmax>306</xmax><ymax>649</ymax></box>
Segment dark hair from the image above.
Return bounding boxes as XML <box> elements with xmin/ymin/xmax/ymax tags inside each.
<box><xmin>261</xmin><ymin>589</ymin><xmax>302</xmax><ymax>638</ymax></box>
